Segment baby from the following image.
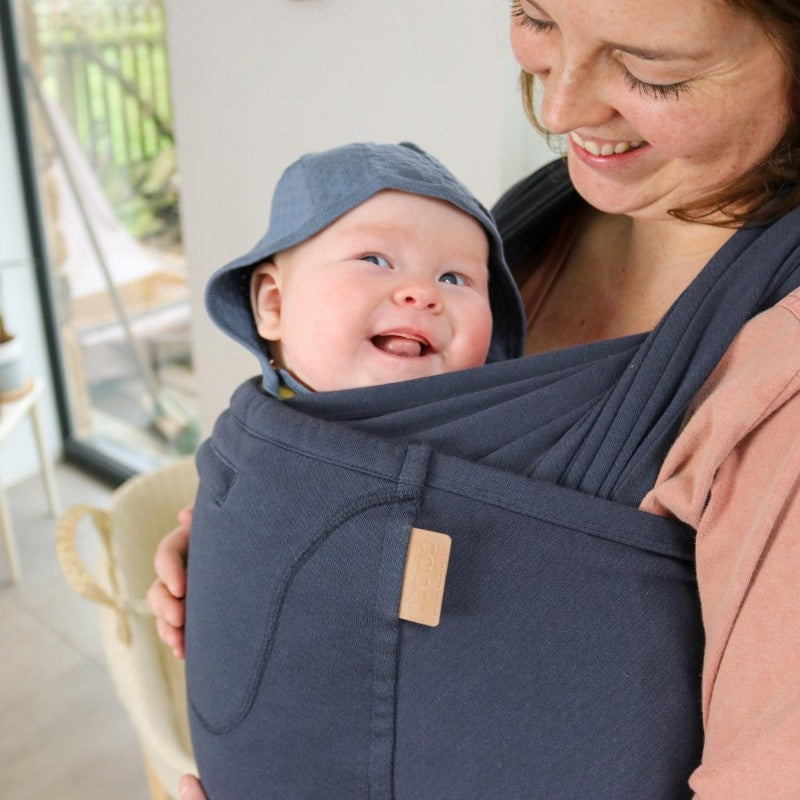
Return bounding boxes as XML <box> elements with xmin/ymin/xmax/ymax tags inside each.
<box><xmin>186</xmin><ymin>141</ymin><xmax>524</xmax><ymax>799</ymax></box>
<box><xmin>204</xmin><ymin>140</ymin><xmax>524</xmax><ymax>396</ymax></box>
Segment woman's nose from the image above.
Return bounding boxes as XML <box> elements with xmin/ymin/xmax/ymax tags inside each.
<box><xmin>537</xmin><ymin>57</ymin><xmax>615</xmax><ymax>135</ymax></box>
<box><xmin>392</xmin><ymin>279</ymin><xmax>443</xmax><ymax>312</ymax></box>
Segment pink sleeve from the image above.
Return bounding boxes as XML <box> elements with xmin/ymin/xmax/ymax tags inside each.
<box><xmin>641</xmin><ymin>292</ymin><xmax>800</xmax><ymax>799</ymax></box>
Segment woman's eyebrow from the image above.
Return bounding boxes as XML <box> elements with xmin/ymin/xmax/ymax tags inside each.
<box><xmin>608</xmin><ymin>41</ymin><xmax>712</xmax><ymax>62</ymax></box>
<box><xmin>522</xmin><ymin>0</ymin><xmax>710</xmax><ymax>62</ymax></box>
<box><xmin>524</xmin><ymin>0</ymin><xmax>556</xmax><ymax>20</ymax></box>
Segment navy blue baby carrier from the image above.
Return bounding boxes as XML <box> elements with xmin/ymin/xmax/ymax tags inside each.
<box><xmin>186</xmin><ymin>162</ymin><xmax>800</xmax><ymax>799</ymax></box>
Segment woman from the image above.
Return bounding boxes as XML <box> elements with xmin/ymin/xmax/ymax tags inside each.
<box><xmin>149</xmin><ymin>0</ymin><xmax>800</xmax><ymax>797</ymax></box>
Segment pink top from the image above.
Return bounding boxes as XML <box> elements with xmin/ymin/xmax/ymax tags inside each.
<box><xmin>641</xmin><ymin>288</ymin><xmax>800</xmax><ymax>798</ymax></box>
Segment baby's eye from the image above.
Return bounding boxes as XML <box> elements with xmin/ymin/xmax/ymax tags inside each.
<box><xmin>361</xmin><ymin>254</ymin><xmax>391</xmax><ymax>268</ymax></box>
<box><xmin>439</xmin><ymin>272</ymin><xmax>467</xmax><ymax>286</ymax></box>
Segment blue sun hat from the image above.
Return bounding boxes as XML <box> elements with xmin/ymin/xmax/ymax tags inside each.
<box><xmin>205</xmin><ymin>141</ymin><xmax>525</xmax><ymax>394</ymax></box>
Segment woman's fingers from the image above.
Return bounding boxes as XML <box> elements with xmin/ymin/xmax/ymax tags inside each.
<box><xmin>146</xmin><ymin>577</ymin><xmax>185</xmax><ymax>627</ymax></box>
<box><xmin>147</xmin><ymin>506</ymin><xmax>194</xmax><ymax>658</ymax></box>
<box><xmin>176</xmin><ymin>504</ymin><xmax>194</xmax><ymax>529</ymax></box>
<box><xmin>147</xmin><ymin>579</ymin><xmax>186</xmax><ymax>658</ymax></box>
<box><xmin>155</xmin><ymin>614</ymin><xmax>185</xmax><ymax>659</ymax></box>
<box><xmin>153</xmin><ymin>513</ymin><xmax>192</xmax><ymax>598</ymax></box>
<box><xmin>179</xmin><ymin>774</ymin><xmax>208</xmax><ymax>800</ymax></box>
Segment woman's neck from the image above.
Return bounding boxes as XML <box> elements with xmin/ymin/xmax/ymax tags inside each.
<box><xmin>524</xmin><ymin>209</ymin><xmax>737</xmax><ymax>356</ymax></box>
<box><xmin>600</xmin><ymin>211</ymin><xmax>736</xmax><ymax>309</ymax></box>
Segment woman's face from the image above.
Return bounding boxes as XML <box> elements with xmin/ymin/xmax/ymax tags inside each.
<box><xmin>510</xmin><ymin>0</ymin><xmax>791</xmax><ymax>221</ymax></box>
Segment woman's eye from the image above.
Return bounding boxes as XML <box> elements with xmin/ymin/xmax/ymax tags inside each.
<box><xmin>510</xmin><ymin>0</ymin><xmax>555</xmax><ymax>32</ymax></box>
<box><xmin>622</xmin><ymin>68</ymin><xmax>690</xmax><ymax>101</ymax></box>
<box><xmin>361</xmin><ymin>254</ymin><xmax>391</xmax><ymax>268</ymax></box>
<box><xmin>439</xmin><ymin>272</ymin><xmax>467</xmax><ymax>286</ymax></box>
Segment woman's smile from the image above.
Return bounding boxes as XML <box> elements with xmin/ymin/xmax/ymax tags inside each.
<box><xmin>568</xmin><ymin>131</ymin><xmax>646</xmax><ymax>156</ymax></box>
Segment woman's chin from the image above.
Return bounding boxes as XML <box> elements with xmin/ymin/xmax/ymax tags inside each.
<box><xmin>567</xmin><ymin>167</ymin><xmax>667</xmax><ymax>219</ymax></box>
<box><xmin>565</xmin><ymin>152</ymin><xmax>686</xmax><ymax>221</ymax></box>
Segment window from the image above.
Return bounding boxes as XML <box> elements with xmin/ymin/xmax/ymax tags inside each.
<box><xmin>3</xmin><ymin>0</ymin><xmax>198</xmax><ymax>480</ymax></box>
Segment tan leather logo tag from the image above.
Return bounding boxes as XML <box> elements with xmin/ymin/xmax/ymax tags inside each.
<box><xmin>398</xmin><ymin>527</ymin><xmax>451</xmax><ymax>627</ymax></box>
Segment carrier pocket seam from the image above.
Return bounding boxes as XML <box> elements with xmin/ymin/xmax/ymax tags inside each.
<box><xmin>228</xmin><ymin>413</ymin><xmax>693</xmax><ymax>560</ymax></box>
<box><xmin>426</xmin><ymin>474</ymin><xmax>695</xmax><ymax>562</ymax></box>
<box><xmin>190</xmin><ymin>486</ymin><xmax>418</xmax><ymax>735</ymax></box>
<box><xmin>204</xmin><ymin>441</ymin><xmax>237</xmax><ymax>507</ymax></box>
<box><xmin>231</xmin><ymin>412</ymin><xmax>402</xmax><ymax>483</ymax></box>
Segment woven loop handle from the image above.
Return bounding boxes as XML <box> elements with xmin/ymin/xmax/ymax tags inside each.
<box><xmin>56</xmin><ymin>504</ymin><xmax>133</xmax><ymax>646</ymax></box>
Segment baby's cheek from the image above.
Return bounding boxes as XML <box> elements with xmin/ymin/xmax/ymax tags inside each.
<box><xmin>460</xmin><ymin>307</ymin><xmax>494</xmax><ymax>368</ymax></box>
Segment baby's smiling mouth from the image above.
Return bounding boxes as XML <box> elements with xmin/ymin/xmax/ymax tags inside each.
<box><xmin>371</xmin><ymin>333</ymin><xmax>433</xmax><ymax>358</ymax></box>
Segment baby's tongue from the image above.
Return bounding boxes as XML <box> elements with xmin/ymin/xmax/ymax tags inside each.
<box><xmin>372</xmin><ymin>334</ymin><xmax>423</xmax><ymax>358</ymax></box>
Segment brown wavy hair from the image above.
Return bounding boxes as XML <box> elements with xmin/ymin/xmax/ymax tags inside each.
<box><xmin>518</xmin><ymin>0</ymin><xmax>800</xmax><ymax>227</ymax></box>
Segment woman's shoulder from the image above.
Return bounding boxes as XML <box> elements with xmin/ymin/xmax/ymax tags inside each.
<box><xmin>681</xmin><ymin>289</ymin><xmax>800</xmax><ymax>798</ymax></box>
<box><xmin>779</xmin><ymin>284</ymin><xmax>800</xmax><ymax>322</ymax></box>
<box><xmin>689</xmin><ymin>286</ymin><xmax>800</xmax><ymax>424</ymax></box>
<box><xmin>641</xmin><ymin>286</ymin><xmax>800</xmax><ymax>524</ymax></box>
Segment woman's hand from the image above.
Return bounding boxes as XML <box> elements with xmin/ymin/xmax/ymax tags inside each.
<box><xmin>146</xmin><ymin>506</ymin><xmax>193</xmax><ymax>658</ymax></box>
<box><xmin>179</xmin><ymin>774</ymin><xmax>208</xmax><ymax>799</ymax></box>
<box><xmin>149</xmin><ymin>516</ymin><xmax>205</xmax><ymax>800</ymax></box>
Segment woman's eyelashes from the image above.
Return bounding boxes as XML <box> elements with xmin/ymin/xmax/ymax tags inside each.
<box><xmin>621</xmin><ymin>67</ymin><xmax>691</xmax><ymax>101</ymax></box>
<box><xmin>510</xmin><ymin>1</ymin><xmax>554</xmax><ymax>32</ymax></box>
<box><xmin>510</xmin><ymin>0</ymin><xmax>691</xmax><ymax>102</ymax></box>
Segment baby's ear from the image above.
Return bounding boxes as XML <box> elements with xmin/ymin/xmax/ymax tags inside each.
<box><xmin>250</xmin><ymin>261</ymin><xmax>282</xmax><ymax>341</ymax></box>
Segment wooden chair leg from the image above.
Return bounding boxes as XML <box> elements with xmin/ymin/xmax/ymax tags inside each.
<box><xmin>0</xmin><ymin>483</ymin><xmax>22</xmax><ymax>582</ymax></box>
<box><xmin>143</xmin><ymin>752</ymin><xmax>173</xmax><ymax>800</ymax></box>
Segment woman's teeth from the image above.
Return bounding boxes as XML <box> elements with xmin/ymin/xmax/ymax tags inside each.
<box><xmin>569</xmin><ymin>131</ymin><xmax>645</xmax><ymax>156</ymax></box>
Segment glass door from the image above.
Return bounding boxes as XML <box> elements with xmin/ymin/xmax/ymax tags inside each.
<box><xmin>2</xmin><ymin>0</ymin><xmax>198</xmax><ymax>479</ymax></box>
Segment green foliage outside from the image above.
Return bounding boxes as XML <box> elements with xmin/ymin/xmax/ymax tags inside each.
<box><xmin>32</xmin><ymin>0</ymin><xmax>181</xmax><ymax>248</ymax></box>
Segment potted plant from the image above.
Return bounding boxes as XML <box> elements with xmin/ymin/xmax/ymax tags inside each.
<box><xmin>0</xmin><ymin>307</ymin><xmax>27</xmax><ymax>398</ymax></box>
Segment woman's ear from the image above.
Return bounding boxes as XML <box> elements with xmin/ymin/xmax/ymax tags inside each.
<box><xmin>250</xmin><ymin>261</ymin><xmax>282</xmax><ymax>341</ymax></box>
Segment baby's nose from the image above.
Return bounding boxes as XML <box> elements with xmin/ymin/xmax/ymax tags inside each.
<box><xmin>392</xmin><ymin>279</ymin><xmax>443</xmax><ymax>311</ymax></box>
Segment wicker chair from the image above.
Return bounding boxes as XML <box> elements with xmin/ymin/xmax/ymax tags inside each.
<box><xmin>56</xmin><ymin>457</ymin><xmax>198</xmax><ymax>800</ymax></box>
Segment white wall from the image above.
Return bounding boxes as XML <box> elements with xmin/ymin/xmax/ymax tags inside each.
<box><xmin>0</xmin><ymin>3</ymin><xmax>556</xmax><ymax>482</ymax></box>
<box><xmin>165</xmin><ymin>0</ymin><xmax>554</xmax><ymax>433</ymax></box>
<box><xmin>0</xmin><ymin>34</ymin><xmax>62</xmax><ymax>486</ymax></box>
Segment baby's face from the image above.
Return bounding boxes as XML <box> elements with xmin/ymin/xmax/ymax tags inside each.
<box><xmin>253</xmin><ymin>190</ymin><xmax>493</xmax><ymax>392</ymax></box>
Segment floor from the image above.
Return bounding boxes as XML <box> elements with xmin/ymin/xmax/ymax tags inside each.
<box><xmin>0</xmin><ymin>461</ymin><xmax>153</xmax><ymax>800</ymax></box>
